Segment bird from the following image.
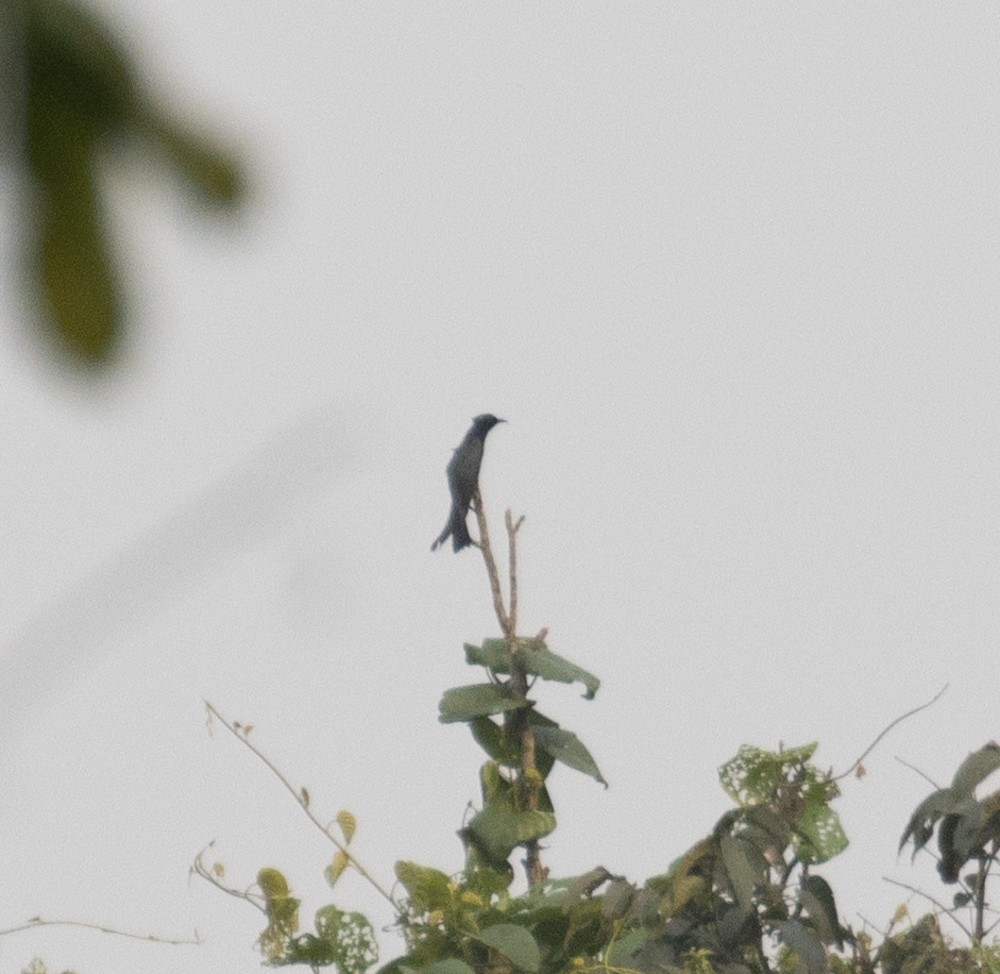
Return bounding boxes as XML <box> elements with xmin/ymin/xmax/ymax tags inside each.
<box><xmin>432</xmin><ymin>414</ymin><xmax>506</xmax><ymax>552</ymax></box>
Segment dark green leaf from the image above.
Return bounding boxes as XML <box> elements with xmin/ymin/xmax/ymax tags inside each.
<box><xmin>423</xmin><ymin>961</ymin><xmax>476</xmax><ymax>974</ymax></box>
<box><xmin>462</xmin><ymin>803</ymin><xmax>556</xmax><ymax>865</ymax></box>
<box><xmin>439</xmin><ymin>684</ymin><xmax>527</xmax><ymax>723</ymax></box>
<box><xmin>802</xmin><ymin>875</ymin><xmax>841</xmax><ymax>947</ymax></box>
<box><xmin>470</xmin><ymin>717</ymin><xmax>520</xmax><ymax>766</ymax></box>
<box><xmin>951</xmin><ymin>743</ymin><xmax>1000</xmax><ymax>795</ymax></box>
<box><xmin>605</xmin><ymin>928</ymin><xmax>647</xmax><ymax>966</ymax></box>
<box><xmin>561</xmin><ymin>868</ymin><xmax>613</xmax><ymax>911</ymax></box>
<box><xmin>899</xmin><ymin>789</ymin><xmax>957</xmax><ymax>854</ymax></box>
<box><xmin>472</xmin><ymin>639</ymin><xmax>600</xmax><ymax>698</ymax></box>
<box><xmin>145</xmin><ymin>112</ymin><xmax>243</xmax><ymax>205</ymax></box>
<box><xmin>532</xmin><ymin>725</ymin><xmax>606</xmax><ymax>786</ymax></box>
<box><xmin>719</xmin><ymin>834</ymin><xmax>762</xmax><ymax>914</ymax></box>
<box><xmin>476</xmin><ymin>924</ymin><xmax>541</xmax><ymax>973</ymax></box>
<box><xmin>601</xmin><ymin>878</ymin><xmax>634</xmax><ymax>920</ymax></box>
<box><xmin>950</xmin><ymin>798</ymin><xmax>985</xmax><ymax>862</ymax></box>
<box><xmin>777</xmin><ymin>919</ymin><xmax>828</xmax><ymax>974</ymax></box>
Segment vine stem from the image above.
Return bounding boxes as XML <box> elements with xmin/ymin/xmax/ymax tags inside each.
<box><xmin>881</xmin><ymin>876</ymin><xmax>974</xmax><ymax>941</ymax></box>
<box><xmin>834</xmin><ymin>684</ymin><xmax>948</xmax><ymax>781</ymax></box>
<box><xmin>203</xmin><ymin>701</ymin><xmax>398</xmax><ymax>909</ymax></box>
<box><xmin>0</xmin><ymin>917</ymin><xmax>198</xmax><ymax>946</ymax></box>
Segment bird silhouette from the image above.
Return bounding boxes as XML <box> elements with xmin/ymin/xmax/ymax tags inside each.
<box><xmin>432</xmin><ymin>414</ymin><xmax>505</xmax><ymax>552</ymax></box>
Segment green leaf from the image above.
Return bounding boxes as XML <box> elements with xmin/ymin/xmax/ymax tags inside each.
<box><xmin>951</xmin><ymin>743</ymin><xmax>1000</xmax><ymax>795</ymax></box>
<box><xmin>950</xmin><ymin>798</ymin><xmax>986</xmax><ymax>863</ymax></box>
<box><xmin>605</xmin><ymin>928</ymin><xmax>648</xmax><ymax>966</ymax></box>
<box><xmin>532</xmin><ymin>726</ymin><xmax>606</xmax><ymax>786</ymax></box>
<box><xmin>462</xmin><ymin>802</ymin><xmax>556</xmax><ymax>865</ymax></box>
<box><xmin>313</xmin><ymin>906</ymin><xmax>379</xmax><ymax>974</ymax></box>
<box><xmin>471</xmin><ymin>639</ymin><xmax>601</xmax><ymax>699</ymax></box>
<box><xmin>794</xmin><ymin>802</ymin><xmax>848</xmax><ymax>864</ymax></box>
<box><xmin>144</xmin><ymin>111</ymin><xmax>243</xmax><ymax>205</ymax></box>
<box><xmin>394</xmin><ymin>862</ymin><xmax>452</xmax><ymax>913</ymax></box>
<box><xmin>777</xmin><ymin>919</ymin><xmax>828</xmax><ymax>974</ymax></box>
<box><xmin>423</xmin><ymin>961</ymin><xmax>476</xmax><ymax>974</ymax></box>
<box><xmin>476</xmin><ymin>924</ymin><xmax>541</xmax><ymax>973</ymax></box>
<box><xmin>439</xmin><ymin>684</ymin><xmax>527</xmax><ymax>723</ymax></box>
<box><xmin>719</xmin><ymin>834</ymin><xmax>762</xmax><ymax>914</ymax></box>
<box><xmin>899</xmin><ymin>788</ymin><xmax>957</xmax><ymax>853</ymax></box>
<box><xmin>34</xmin><ymin>153</ymin><xmax>121</xmax><ymax>361</ymax></box>
<box><xmin>801</xmin><ymin>875</ymin><xmax>841</xmax><ymax>947</ymax></box>
<box><xmin>470</xmin><ymin>717</ymin><xmax>520</xmax><ymax>767</ymax></box>
<box><xmin>719</xmin><ymin>744</ymin><xmax>818</xmax><ymax>807</ymax></box>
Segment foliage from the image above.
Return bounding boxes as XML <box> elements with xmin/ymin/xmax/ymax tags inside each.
<box><xmin>10</xmin><ymin>490</ymin><xmax>1000</xmax><ymax>974</ymax></box>
<box><xmin>6</xmin><ymin>0</ymin><xmax>243</xmax><ymax>363</ymax></box>
<box><xmin>189</xmin><ymin>494</ymin><xmax>1000</xmax><ymax>974</ymax></box>
<box><xmin>899</xmin><ymin>743</ymin><xmax>1000</xmax><ymax>943</ymax></box>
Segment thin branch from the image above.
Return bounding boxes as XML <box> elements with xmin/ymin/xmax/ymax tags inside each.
<box><xmin>473</xmin><ymin>488</ymin><xmax>511</xmax><ymax>639</ymax></box>
<box><xmin>881</xmin><ymin>876</ymin><xmax>973</xmax><ymax>941</ymax></box>
<box><xmin>203</xmin><ymin>702</ymin><xmax>397</xmax><ymax>909</ymax></box>
<box><xmin>834</xmin><ymin>685</ymin><xmax>949</xmax><ymax>782</ymax></box>
<box><xmin>190</xmin><ymin>845</ymin><xmax>266</xmax><ymax>914</ymax></box>
<box><xmin>0</xmin><ymin>917</ymin><xmax>198</xmax><ymax>946</ymax></box>
<box><xmin>506</xmin><ymin>510</ymin><xmax>524</xmax><ymax>639</ymax></box>
<box><xmin>895</xmin><ymin>755</ymin><xmax>943</xmax><ymax>791</ymax></box>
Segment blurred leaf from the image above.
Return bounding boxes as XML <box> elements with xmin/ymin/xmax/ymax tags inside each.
<box><xmin>18</xmin><ymin>0</ymin><xmax>244</xmax><ymax>365</ymax></box>
<box><xmin>142</xmin><ymin>108</ymin><xmax>243</xmax><ymax>204</ymax></box>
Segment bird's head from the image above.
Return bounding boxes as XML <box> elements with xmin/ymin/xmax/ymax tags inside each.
<box><xmin>472</xmin><ymin>414</ymin><xmax>506</xmax><ymax>435</ymax></box>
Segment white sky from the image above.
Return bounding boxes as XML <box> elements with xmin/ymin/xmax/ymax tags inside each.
<box><xmin>2</xmin><ymin>3</ymin><xmax>1000</xmax><ymax>972</ymax></box>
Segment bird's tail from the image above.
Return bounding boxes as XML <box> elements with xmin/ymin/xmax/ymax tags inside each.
<box><xmin>431</xmin><ymin>512</ymin><xmax>472</xmax><ymax>552</ymax></box>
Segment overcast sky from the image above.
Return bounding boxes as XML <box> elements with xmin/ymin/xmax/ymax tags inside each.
<box><xmin>2</xmin><ymin>4</ymin><xmax>1000</xmax><ymax>973</ymax></box>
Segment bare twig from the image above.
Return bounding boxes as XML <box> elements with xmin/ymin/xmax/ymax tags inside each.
<box><xmin>0</xmin><ymin>917</ymin><xmax>198</xmax><ymax>946</ymax></box>
<box><xmin>895</xmin><ymin>756</ymin><xmax>943</xmax><ymax>791</ymax></box>
<box><xmin>203</xmin><ymin>702</ymin><xmax>398</xmax><ymax>909</ymax></box>
<box><xmin>506</xmin><ymin>510</ymin><xmax>524</xmax><ymax>638</ymax></box>
<box><xmin>882</xmin><ymin>876</ymin><xmax>973</xmax><ymax>941</ymax></box>
<box><xmin>190</xmin><ymin>845</ymin><xmax>266</xmax><ymax>914</ymax></box>
<box><xmin>473</xmin><ymin>489</ymin><xmax>512</xmax><ymax>640</ymax></box>
<box><xmin>834</xmin><ymin>685</ymin><xmax>949</xmax><ymax>782</ymax></box>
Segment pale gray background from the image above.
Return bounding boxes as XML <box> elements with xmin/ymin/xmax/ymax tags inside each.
<box><xmin>1</xmin><ymin>4</ymin><xmax>999</xmax><ymax>972</ymax></box>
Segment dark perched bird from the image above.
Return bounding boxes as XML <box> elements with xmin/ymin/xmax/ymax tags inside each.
<box><xmin>432</xmin><ymin>414</ymin><xmax>505</xmax><ymax>552</ymax></box>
